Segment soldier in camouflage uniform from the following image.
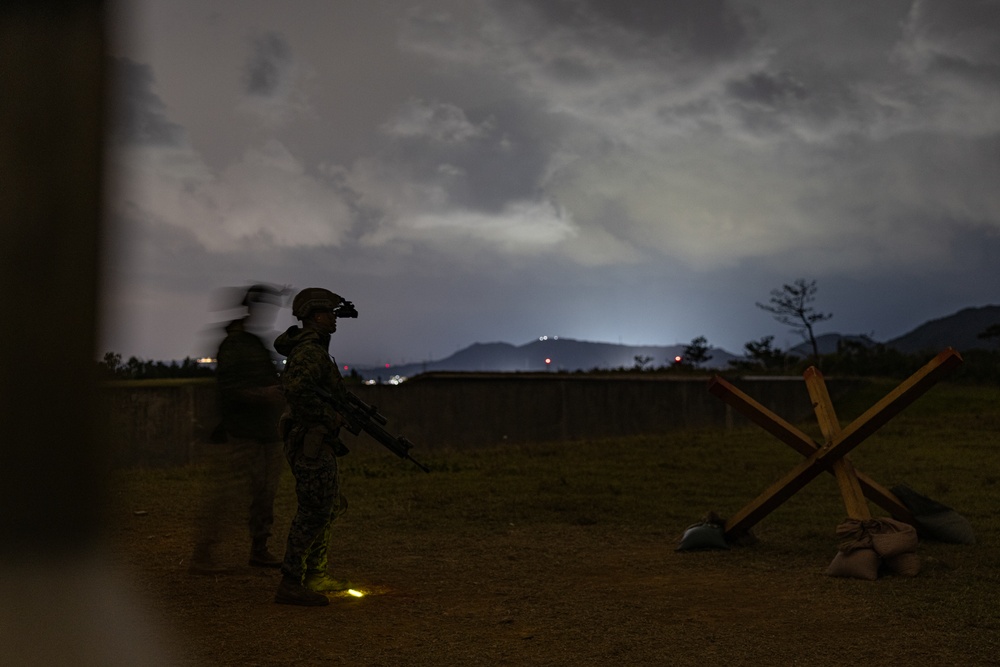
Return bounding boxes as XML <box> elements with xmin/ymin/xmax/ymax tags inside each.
<box><xmin>272</xmin><ymin>287</ymin><xmax>358</xmax><ymax>606</ymax></box>
<box><xmin>190</xmin><ymin>285</ymin><xmax>287</xmax><ymax>574</ymax></box>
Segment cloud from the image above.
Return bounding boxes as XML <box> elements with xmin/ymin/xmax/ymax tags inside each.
<box><xmin>405</xmin><ymin>199</ymin><xmax>576</xmax><ymax>249</ymax></box>
<box><xmin>108</xmin><ymin>57</ymin><xmax>185</xmax><ymax>147</ymax></box>
<box><xmin>898</xmin><ymin>0</ymin><xmax>1000</xmax><ymax>73</ymax></box>
<box><xmin>238</xmin><ymin>31</ymin><xmax>315</xmax><ymax>125</ymax></box>
<box><xmin>510</xmin><ymin>0</ymin><xmax>754</xmax><ymax>59</ymax></box>
<box><xmin>381</xmin><ymin>98</ymin><xmax>495</xmax><ymax>143</ymax></box>
<box><xmin>390</xmin><ymin>0</ymin><xmax>1000</xmax><ymax>275</ymax></box>
<box><xmin>113</xmin><ymin>139</ymin><xmax>353</xmax><ymax>252</ymax></box>
<box><xmin>103</xmin><ymin>1</ymin><xmax>1000</xmax><ymax>364</ymax></box>
<box><xmin>243</xmin><ymin>31</ymin><xmax>292</xmax><ymax>97</ymax></box>
<box><xmin>892</xmin><ymin>0</ymin><xmax>1000</xmax><ymax>134</ymax></box>
<box><xmin>113</xmin><ymin>2</ymin><xmax>1000</xmax><ymax>275</ymax></box>
<box><xmin>108</xmin><ymin>47</ymin><xmax>354</xmax><ymax>252</ymax></box>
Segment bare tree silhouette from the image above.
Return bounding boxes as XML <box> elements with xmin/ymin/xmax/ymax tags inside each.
<box><xmin>757</xmin><ymin>279</ymin><xmax>832</xmax><ymax>365</ymax></box>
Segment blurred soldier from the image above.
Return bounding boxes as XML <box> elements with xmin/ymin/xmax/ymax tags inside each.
<box><xmin>189</xmin><ymin>285</ymin><xmax>287</xmax><ymax>574</ymax></box>
<box><xmin>271</xmin><ymin>287</ymin><xmax>357</xmax><ymax>606</ymax></box>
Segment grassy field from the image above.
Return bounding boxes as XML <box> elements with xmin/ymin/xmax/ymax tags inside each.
<box><xmin>105</xmin><ymin>379</ymin><xmax>1000</xmax><ymax>665</ymax></box>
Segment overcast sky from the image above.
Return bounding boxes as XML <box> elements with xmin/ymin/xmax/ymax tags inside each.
<box><xmin>101</xmin><ymin>0</ymin><xmax>1000</xmax><ymax>367</ymax></box>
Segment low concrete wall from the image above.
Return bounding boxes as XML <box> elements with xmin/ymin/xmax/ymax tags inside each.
<box><xmin>101</xmin><ymin>373</ymin><xmax>867</xmax><ymax>468</ymax></box>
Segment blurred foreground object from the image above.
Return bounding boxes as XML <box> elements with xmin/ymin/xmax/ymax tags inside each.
<box><xmin>0</xmin><ymin>2</ymin><xmax>175</xmax><ymax>663</ymax></box>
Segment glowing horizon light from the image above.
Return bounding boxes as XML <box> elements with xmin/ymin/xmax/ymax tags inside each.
<box><xmin>347</xmin><ymin>589</ymin><xmax>364</xmax><ymax>597</ymax></box>
<box><xmin>545</xmin><ymin>358</ymin><xmax>551</xmax><ymax>364</ymax></box>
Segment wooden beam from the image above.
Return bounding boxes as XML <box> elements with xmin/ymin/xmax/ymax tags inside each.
<box><xmin>822</xmin><ymin>348</ymin><xmax>963</xmax><ymax>461</ymax></box>
<box><xmin>707</xmin><ymin>376</ymin><xmax>913</xmax><ymax>521</ymax></box>
<box><xmin>707</xmin><ymin>376</ymin><xmax>816</xmax><ymax>456</ymax></box>
<box><xmin>715</xmin><ymin>348</ymin><xmax>961</xmax><ymax>537</ymax></box>
<box><xmin>804</xmin><ymin>368</ymin><xmax>870</xmax><ymax>520</ymax></box>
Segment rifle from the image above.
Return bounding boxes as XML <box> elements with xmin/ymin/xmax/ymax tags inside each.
<box><xmin>320</xmin><ymin>388</ymin><xmax>430</xmax><ymax>473</ymax></box>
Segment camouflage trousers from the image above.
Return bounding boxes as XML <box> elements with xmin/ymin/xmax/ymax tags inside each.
<box><xmin>280</xmin><ymin>431</ymin><xmax>343</xmax><ymax>583</ymax></box>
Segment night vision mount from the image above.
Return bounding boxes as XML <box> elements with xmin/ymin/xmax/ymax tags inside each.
<box><xmin>335</xmin><ymin>300</ymin><xmax>359</xmax><ymax>319</ymax></box>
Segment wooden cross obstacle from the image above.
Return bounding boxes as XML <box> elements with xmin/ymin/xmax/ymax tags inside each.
<box><xmin>707</xmin><ymin>348</ymin><xmax>963</xmax><ymax>540</ymax></box>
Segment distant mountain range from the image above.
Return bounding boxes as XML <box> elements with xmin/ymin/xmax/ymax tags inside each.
<box><xmin>884</xmin><ymin>305</ymin><xmax>1000</xmax><ymax>353</ymax></box>
<box><xmin>356</xmin><ymin>338</ymin><xmax>739</xmax><ymax>379</ymax></box>
<box><xmin>353</xmin><ymin>305</ymin><xmax>1000</xmax><ymax>379</ymax></box>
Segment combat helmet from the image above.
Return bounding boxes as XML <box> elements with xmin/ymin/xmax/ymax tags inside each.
<box><xmin>292</xmin><ymin>288</ymin><xmax>342</xmax><ymax>319</ymax></box>
<box><xmin>242</xmin><ymin>283</ymin><xmax>287</xmax><ymax>307</ymax></box>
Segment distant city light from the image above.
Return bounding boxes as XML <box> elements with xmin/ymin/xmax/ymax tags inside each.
<box><xmin>362</xmin><ymin>375</ymin><xmax>407</xmax><ymax>385</ymax></box>
<box><xmin>545</xmin><ymin>358</ymin><xmax>551</xmax><ymax>364</ymax></box>
<box><xmin>674</xmin><ymin>355</ymin><xmax>683</xmax><ymax>363</ymax></box>
<box><xmin>196</xmin><ymin>357</ymin><xmax>215</xmax><ymax>364</ymax></box>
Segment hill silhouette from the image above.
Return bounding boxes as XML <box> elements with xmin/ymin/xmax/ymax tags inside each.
<box><xmin>353</xmin><ymin>304</ymin><xmax>1000</xmax><ymax>379</ymax></box>
<box><xmin>356</xmin><ymin>338</ymin><xmax>738</xmax><ymax>379</ymax></box>
<box><xmin>885</xmin><ymin>305</ymin><xmax>1000</xmax><ymax>353</ymax></box>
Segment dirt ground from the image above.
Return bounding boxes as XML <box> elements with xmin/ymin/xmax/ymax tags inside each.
<box><xmin>101</xmin><ymin>485</ymin><xmax>997</xmax><ymax>667</ymax></box>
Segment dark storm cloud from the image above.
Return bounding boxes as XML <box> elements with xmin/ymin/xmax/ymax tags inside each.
<box><xmin>243</xmin><ymin>32</ymin><xmax>292</xmax><ymax>97</ymax></box>
<box><xmin>507</xmin><ymin>0</ymin><xmax>754</xmax><ymax>59</ymax></box>
<box><xmin>726</xmin><ymin>72</ymin><xmax>807</xmax><ymax>107</ymax></box>
<box><xmin>379</xmin><ymin>96</ymin><xmax>563</xmax><ymax>212</ymax></box>
<box><xmin>545</xmin><ymin>56</ymin><xmax>600</xmax><ymax>84</ymax></box>
<box><xmin>104</xmin><ymin>1</ymin><xmax>1000</xmax><ymax>365</ymax></box>
<box><xmin>108</xmin><ymin>57</ymin><xmax>183</xmax><ymax>147</ymax></box>
<box><xmin>721</xmin><ymin>65</ymin><xmax>870</xmax><ymax>139</ymax></box>
<box><xmin>904</xmin><ymin>0</ymin><xmax>1000</xmax><ymax>74</ymax></box>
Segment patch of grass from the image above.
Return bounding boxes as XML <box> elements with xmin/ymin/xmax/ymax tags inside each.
<box><xmin>109</xmin><ymin>380</ymin><xmax>1000</xmax><ymax>655</ymax></box>
<box><xmin>323</xmin><ymin>380</ymin><xmax>998</xmax><ymax>623</ymax></box>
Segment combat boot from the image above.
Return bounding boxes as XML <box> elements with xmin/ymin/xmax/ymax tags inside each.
<box><xmin>274</xmin><ymin>576</ymin><xmax>329</xmax><ymax>606</ymax></box>
<box><xmin>249</xmin><ymin>539</ymin><xmax>282</xmax><ymax>568</ymax></box>
<box><xmin>304</xmin><ymin>571</ymin><xmax>351</xmax><ymax>593</ymax></box>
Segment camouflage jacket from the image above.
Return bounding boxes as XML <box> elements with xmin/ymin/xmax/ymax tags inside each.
<box><xmin>215</xmin><ymin>319</ymin><xmax>283</xmax><ymax>440</ymax></box>
<box><xmin>273</xmin><ymin>324</ymin><xmax>346</xmax><ymax>432</ymax></box>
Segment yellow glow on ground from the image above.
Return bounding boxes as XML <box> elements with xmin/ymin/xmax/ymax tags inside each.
<box><xmin>329</xmin><ymin>584</ymin><xmax>393</xmax><ymax>599</ymax></box>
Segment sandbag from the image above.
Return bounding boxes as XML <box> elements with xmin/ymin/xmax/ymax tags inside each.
<box><xmin>869</xmin><ymin>518</ymin><xmax>918</xmax><ymax>558</ymax></box>
<box><xmin>884</xmin><ymin>552</ymin><xmax>921</xmax><ymax>577</ymax></box>
<box><xmin>826</xmin><ymin>548</ymin><xmax>880</xmax><ymax>580</ymax></box>
<box><xmin>828</xmin><ymin>517</ymin><xmax>920</xmax><ymax>580</ymax></box>
<box><xmin>676</xmin><ymin>521</ymin><xmax>729</xmax><ymax>551</ymax></box>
